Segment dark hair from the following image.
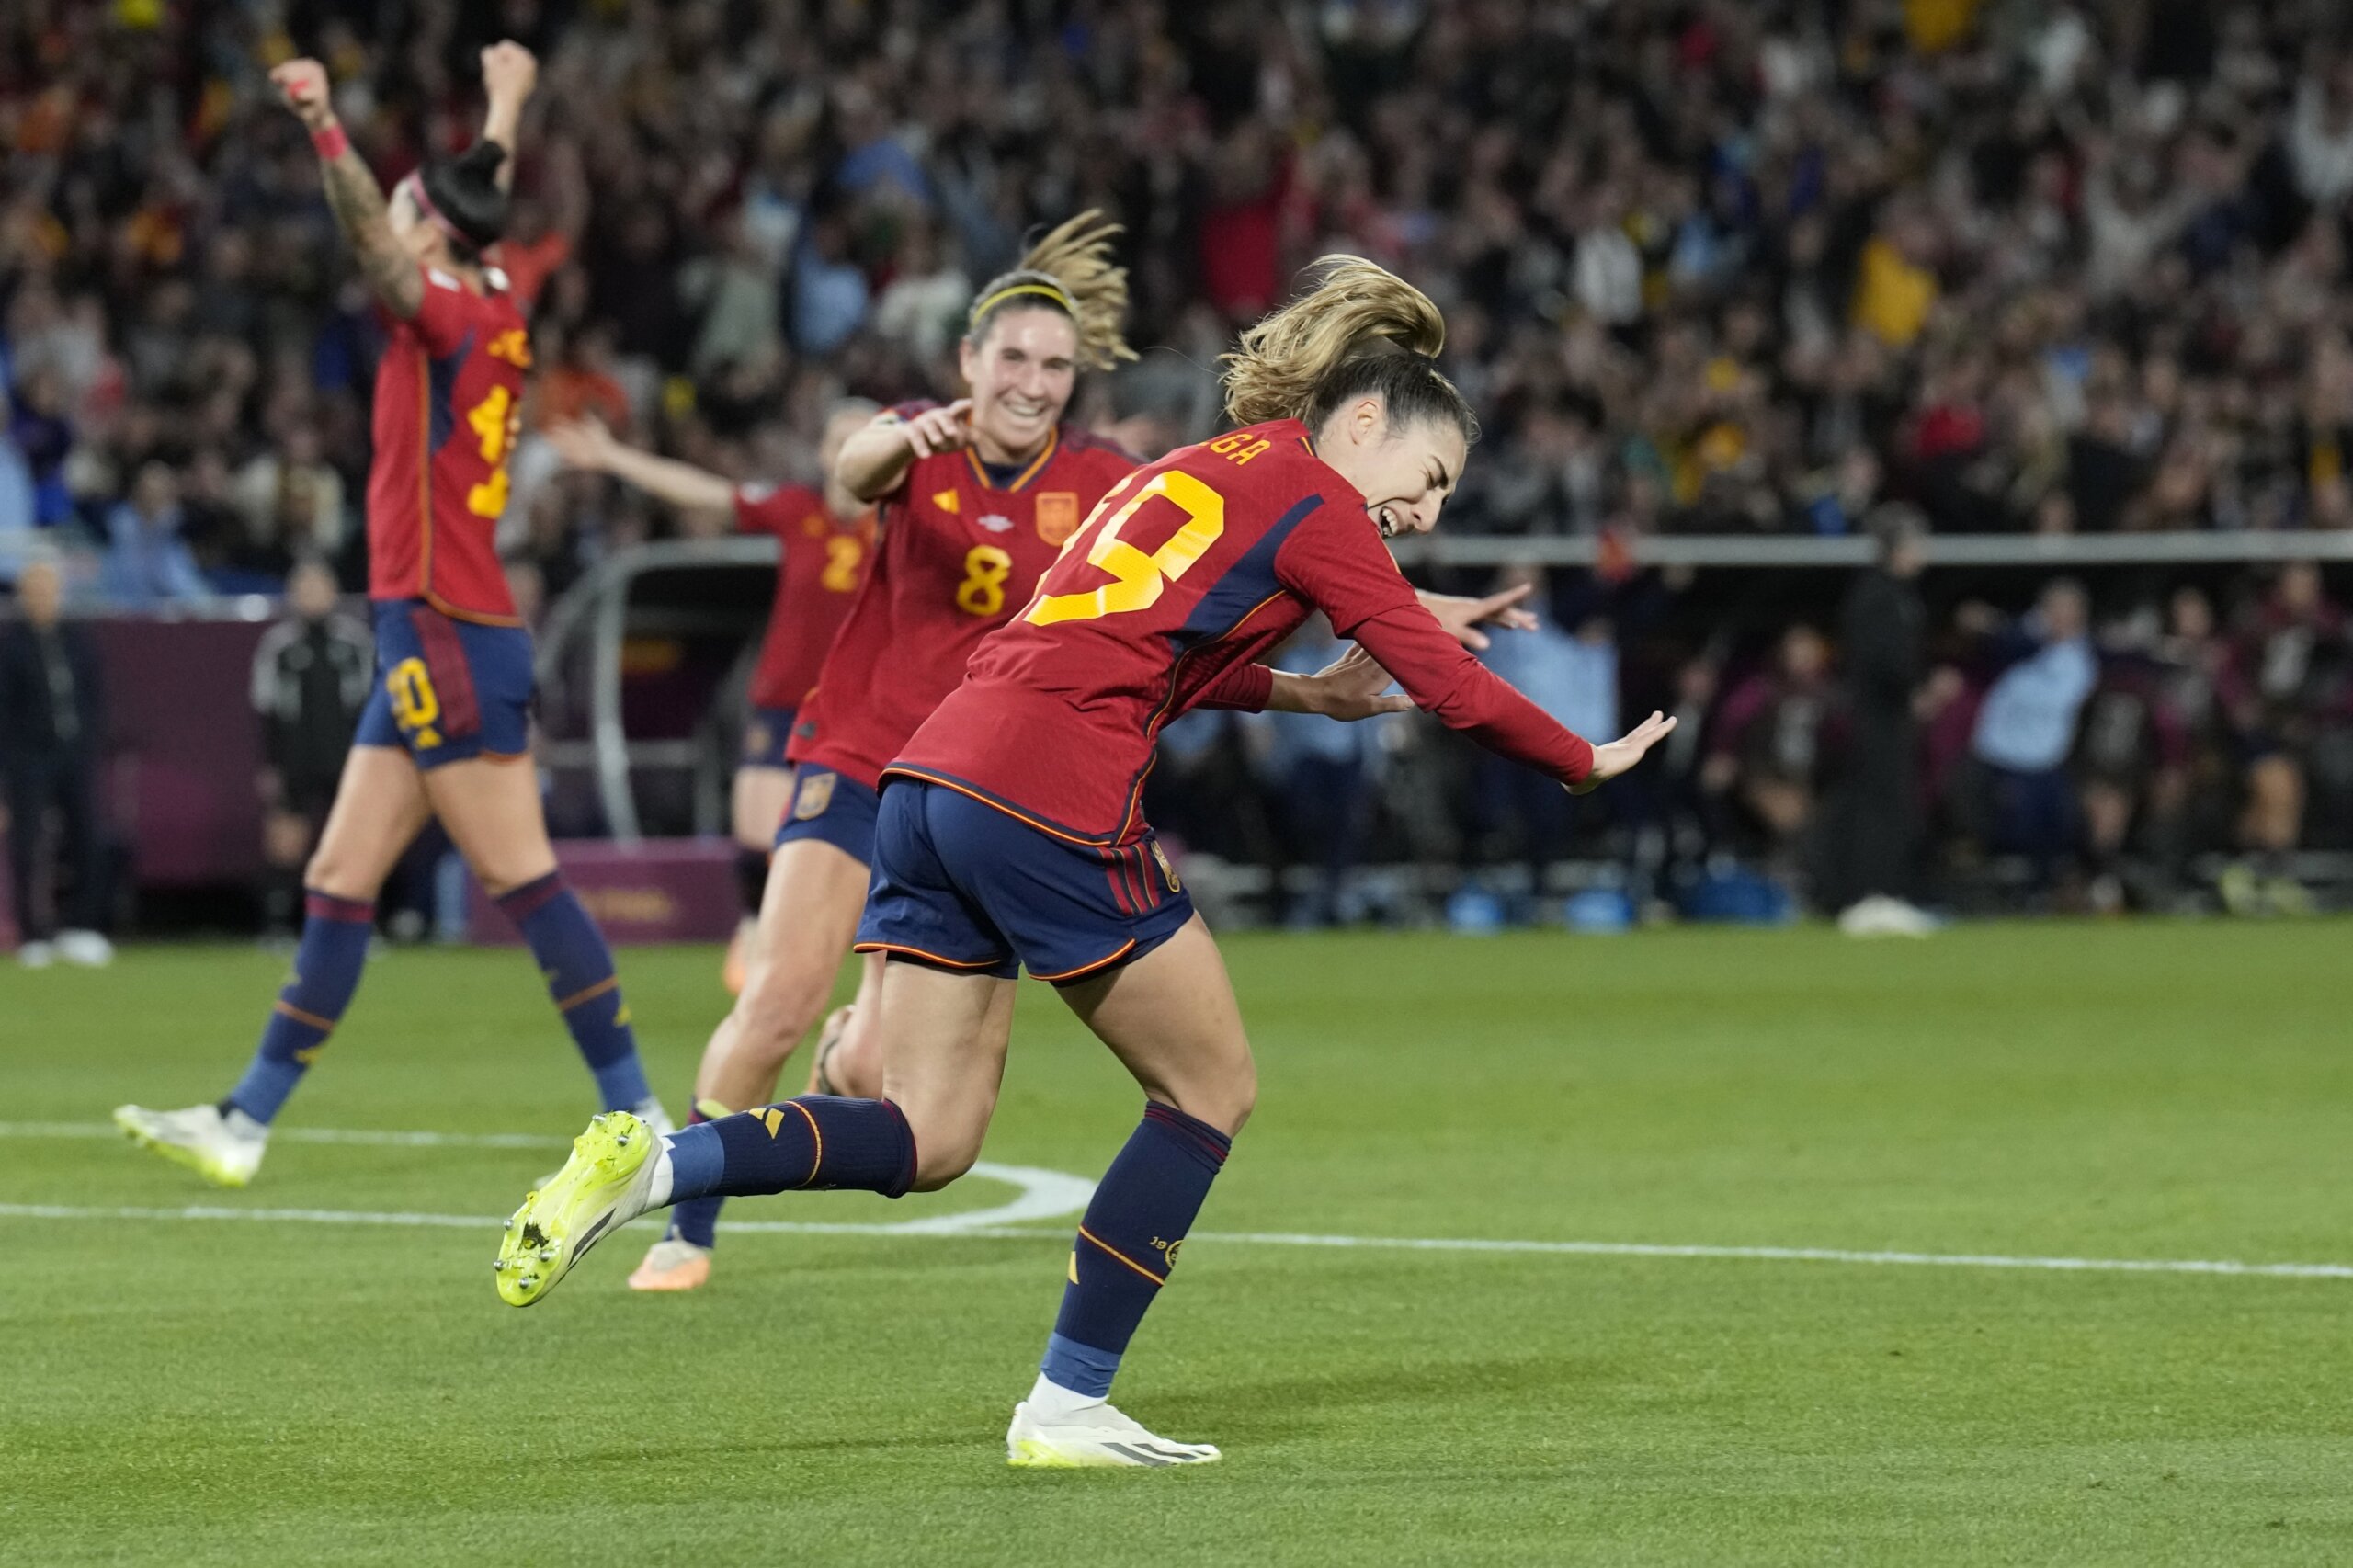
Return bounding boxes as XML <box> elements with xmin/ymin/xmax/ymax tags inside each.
<box><xmin>419</xmin><ymin>142</ymin><xmax>511</xmax><ymax>261</ymax></box>
<box><xmin>1222</xmin><ymin>256</ymin><xmax>1479</xmax><ymax>447</ymax></box>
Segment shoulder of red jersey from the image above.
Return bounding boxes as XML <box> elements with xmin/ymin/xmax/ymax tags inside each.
<box><xmin>1058</xmin><ymin>423</ymin><xmax>1142</xmax><ymax>469</ymax></box>
<box><xmin>734</xmin><ymin>482</ymin><xmax>825</xmax><ymax>534</ymax></box>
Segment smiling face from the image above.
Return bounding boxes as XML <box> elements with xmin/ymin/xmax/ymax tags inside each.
<box><xmin>1311</xmin><ymin>395</ymin><xmax>1468</xmax><ymax>538</ymax></box>
<box><xmin>958</xmin><ymin>306</ymin><xmax>1078</xmax><ymax>465</ymax></box>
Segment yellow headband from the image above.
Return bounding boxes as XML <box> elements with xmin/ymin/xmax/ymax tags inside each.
<box><xmin>970</xmin><ymin>281</ymin><xmax>1074</xmax><ymax>324</ymax></box>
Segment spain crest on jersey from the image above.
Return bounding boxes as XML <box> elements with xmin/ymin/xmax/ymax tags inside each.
<box><xmin>792</xmin><ymin>770</ymin><xmax>837</xmax><ymax>821</ymax></box>
<box><xmin>1036</xmin><ymin>492</ymin><xmax>1080</xmax><ymax>546</ymax></box>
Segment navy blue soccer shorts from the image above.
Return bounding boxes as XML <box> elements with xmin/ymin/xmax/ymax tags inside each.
<box><xmin>355</xmin><ymin>599</ymin><xmax>534</xmax><ymax>769</ymax></box>
<box><xmin>772</xmin><ymin>766</ymin><xmax>881</xmax><ymax>863</ymax></box>
<box><xmin>856</xmin><ymin>776</ymin><xmax>1193</xmax><ymax>984</ymax></box>
<box><xmin>740</xmin><ymin>705</ymin><xmax>797</xmax><ymax>769</ymax></box>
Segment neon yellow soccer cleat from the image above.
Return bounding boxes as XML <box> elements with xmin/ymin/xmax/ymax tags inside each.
<box><xmin>494</xmin><ymin>1111</ymin><xmax>661</xmax><ymax>1307</ymax></box>
<box><xmin>114</xmin><ymin>1103</ymin><xmax>267</xmax><ymax>1187</ymax></box>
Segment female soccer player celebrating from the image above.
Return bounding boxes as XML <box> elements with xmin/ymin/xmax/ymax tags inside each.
<box><xmin>617</xmin><ymin>216</ymin><xmax>1148</xmax><ymax>1290</ymax></box>
<box><xmin>494</xmin><ymin>257</ymin><xmax>1674</xmax><ymax>1466</ymax></box>
<box><xmin>543</xmin><ymin>400</ymin><xmax>880</xmax><ymax>994</ymax></box>
<box><xmin>115</xmin><ymin>46</ymin><xmax>672</xmax><ymax>1186</ymax></box>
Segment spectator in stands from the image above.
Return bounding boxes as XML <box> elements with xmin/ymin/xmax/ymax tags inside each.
<box><xmin>0</xmin><ymin>390</ymin><xmax>34</xmax><ymax>585</ymax></box>
<box><xmin>1963</xmin><ymin>579</ymin><xmax>2097</xmax><ymax>895</ymax></box>
<box><xmin>227</xmin><ymin>426</ymin><xmax>348</xmax><ymax>592</ymax></box>
<box><xmin>100</xmin><ymin>461</ymin><xmax>209</xmax><ymax>608</ymax></box>
<box><xmin>0</xmin><ymin>554</ymin><xmax>112</xmax><ymax>967</ymax></box>
<box><xmin>2219</xmin><ymin>562</ymin><xmax>2345</xmax><ymax>913</ymax></box>
<box><xmin>1474</xmin><ymin>565</ymin><xmax>1620</xmax><ymax>914</ymax></box>
<box><xmin>1704</xmin><ymin>624</ymin><xmax>1837</xmax><ymax>886</ymax></box>
<box><xmin>1828</xmin><ymin>506</ymin><xmax>1938</xmax><ymax>936</ymax></box>
<box><xmin>1249</xmin><ymin>619</ymin><xmax>1391</xmax><ymax>928</ymax></box>
<box><xmin>249</xmin><ymin>559</ymin><xmax>371</xmax><ymax>939</ymax></box>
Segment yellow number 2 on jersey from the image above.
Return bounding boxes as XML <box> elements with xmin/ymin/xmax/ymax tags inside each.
<box><xmin>1026</xmin><ymin>471</ymin><xmax>1226</xmax><ymax>627</ymax></box>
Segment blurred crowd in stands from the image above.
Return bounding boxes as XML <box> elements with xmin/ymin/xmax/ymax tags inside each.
<box><xmin>3</xmin><ymin>0</ymin><xmax>2352</xmax><ymax>925</ymax></box>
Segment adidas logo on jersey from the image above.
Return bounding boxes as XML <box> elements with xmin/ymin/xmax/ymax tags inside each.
<box><xmin>976</xmin><ymin>513</ymin><xmax>1016</xmax><ymax>533</ymax></box>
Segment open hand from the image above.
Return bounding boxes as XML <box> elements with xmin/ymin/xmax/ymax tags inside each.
<box><xmin>1308</xmin><ymin>644</ymin><xmax>1415</xmax><ymax>722</ymax></box>
<box><xmin>899</xmin><ymin>399</ymin><xmax>974</xmax><ymax>459</ymax></box>
<box><xmin>269</xmin><ymin>59</ymin><xmax>335</xmax><ymax>128</ymax></box>
<box><xmin>545</xmin><ymin>415</ymin><xmax>618</xmax><ymax>472</ymax></box>
<box><xmin>1418</xmin><ymin>584</ymin><xmax>1539</xmax><ymax>651</ymax></box>
<box><xmin>1569</xmin><ymin>710</ymin><xmax>1677</xmax><ymax>795</ymax></box>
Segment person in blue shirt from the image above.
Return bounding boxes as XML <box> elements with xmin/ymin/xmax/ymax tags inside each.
<box><xmin>1247</xmin><ymin>618</ymin><xmax>1395</xmax><ymax>927</ymax></box>
<box><xmin>1473</xmin><ymin>566</ymin><xmax>1620</xmax><ymax>917</ymax></box>
<box><xmin>100</xmin><ymin>461</ymin><xmax>210</xmax><ymax>608</ymax></box>
<box><xmin>1964</xmin><ymin>578</ymin><xmax>2097</xmax><ymax>891</ymax></box>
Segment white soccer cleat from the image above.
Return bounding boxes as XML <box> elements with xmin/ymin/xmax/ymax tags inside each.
<box><xmin>495</xmin><ymin>1110</ymin><xmax>664</xmax><ymax>1307</ymax></box>
<box><xmin>1006</xmin><ymin>1399</ymin><xmax>1222</xmax><ymax>1469</ymax></box>
<box><xmin>17</xmin><ymin>940</ymin><xmax>54</xmax><ymax>969</ymax></box>
<box><xmin>56</xmin><ymin>928</ymin><xmax>115</xmax><ymax>967</ymax></box>
<box><xmin>114</xmin><ymin>1102</ymin><xmax>267</xmax><ymax>1187</ymax></box>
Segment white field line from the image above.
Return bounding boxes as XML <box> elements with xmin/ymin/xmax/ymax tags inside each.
<box><xmin>3</xmin><ymin>1200</ymin><xmax>2348</xmax><ymax>1278</ymax></box>
<box><xmin>17</xmin><ymin>1121</ymin><xmax>2349</xmax><ymax>1280</ymax></box>
<box><xmin>8</xmin><ymin>1120</ymin><xmax>1088</xmax><ymax>1236</ymax></box>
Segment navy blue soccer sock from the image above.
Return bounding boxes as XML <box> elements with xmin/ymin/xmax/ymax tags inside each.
<box><xmin>223</xmin><ymin>891</ymin><xmax>375</xmax><ymax>1124</ymax></box>
<box><xmin>665</xmin><ymin>1102</ymin><xmax>724</xmax><ymax>1248</ymax></box>
<box><xmin>659</xmin><ymin>1096</ymin><xmax>915</xmax><ymax>1202</ymax></box>
<box><xmin>734</xmin><ymin>848</ymin><xmax>768</xmax><ymax>917</ymax></box>
<box><xmin>495</xmin><ymin>872</ymin><xmax>654</xmax><ymax>1111</ymax></box>
<box><xmin>1040</xmin><ymin>1102</ymin><xmax>1232</xmax><ymax>1401</ymax></box>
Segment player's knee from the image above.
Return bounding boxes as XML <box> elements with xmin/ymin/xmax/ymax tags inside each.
<box><xmin>301</xmin><ymin>844</ymin><xmax>377</xmax><ymax>902</ymax></box>
<box><xmin>1166</xmin><ymin>1060</ymin><xmax>1256</xmax><ymax>1138</ymax></box>
<box><xmin>733</xmin><ymin>970</ymin><xmax>829</xmax><ymax>1063</ymax></box>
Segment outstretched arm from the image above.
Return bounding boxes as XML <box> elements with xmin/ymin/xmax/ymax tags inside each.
<box><xmin>835</xmin><ymin>402</ymin><xmax>972</xmax><ymax>503</ymax></box>
<box><xmin>270</xmin><ymin>59</ymin><xmax>422</xmax><ymax>320</ymax></box>
<box><xmin>478</xmin><ymin>42</ymin><xmax>537</xmax><ymax>192</ymax></box>
<box><xmin>545</xmin><ymin>416</ymin><xmax>734</xmax><ymax>515</ymax></box>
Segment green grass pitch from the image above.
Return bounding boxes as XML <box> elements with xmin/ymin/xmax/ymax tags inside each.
<box><xmin>7</xmin><ymin>921</ymin><xmax>2353</xmax><ymax>1565</ymax></box>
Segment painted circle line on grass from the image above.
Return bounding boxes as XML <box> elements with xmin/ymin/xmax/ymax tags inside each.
<box><xmin>3</xmin><ymin>1120</ymin><xmax>1089</xmax><ymax>1237</ymax></box>
<box><xmin>8</xmin><ymin>1123</ymin><xmax>2352</xmax><ymax>1281</ymax></box>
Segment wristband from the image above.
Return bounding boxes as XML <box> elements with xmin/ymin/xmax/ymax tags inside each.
<box><xmin>311</xmin><ymin>122</ymin><xmax>349</xmax><ymax>160</ymax></box>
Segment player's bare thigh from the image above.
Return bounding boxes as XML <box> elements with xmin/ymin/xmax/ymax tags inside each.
<box><xmin>1056</xmin><ymin>914</ymin><xmax>1256</xmax><ymax>1136</ymax></box>
<box><xmin>875</xmin><ymin>961</ymin><xmax>1017</xmax><ymax>1190</ymax></box>
<box><xmin>303</xmin><ymin>744</ymin><xmax>433</xmax><ymax>902</ymax></box>
<box><xmin>695</xmin><ymin>837</ymin><xmax>871</xmax><ymax>1108</ymax></box>
<box><xmin>732</xmin><ymin>764</ymin><xmax>794</xmax><ymax>851</ymax></box>
<box><xmin>420</xmin><ymin>754</ymin><xmax>558</xmax><ymax>896</ymax></box>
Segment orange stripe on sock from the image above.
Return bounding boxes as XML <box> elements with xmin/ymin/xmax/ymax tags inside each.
<box><xmin>555</xmin><ymin>976</ymin><xmax>620</xmax><ymax>1013</ymax></box>
<box><xmin>790</xmin><ymin>1099</ymin><xmax>823</xmax><ymax>1186</ymax></box>
<box><xmin>274</xmin><ymin>1000</ymin><xmax>335</xmax><ymax>1032</ymax></box>
<box><xmin>1077</xmin><ymin>1224</ymin><xmax>1165</xmax><ymax>1286</ymax></box>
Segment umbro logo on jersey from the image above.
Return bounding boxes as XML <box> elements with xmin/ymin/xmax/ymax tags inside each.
<box><xmin>976</xmin><ymin>513</ymin><xmax>1016</xmax><ymax>533</ymax></box>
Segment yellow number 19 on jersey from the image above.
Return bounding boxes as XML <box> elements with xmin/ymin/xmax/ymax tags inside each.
<box><xmin>1026</xmin><ymin>471</ymin><xmax>1226</xmax><ymax>627</ymax></box>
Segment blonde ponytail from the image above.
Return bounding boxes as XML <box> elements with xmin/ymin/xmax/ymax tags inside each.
<box><xmin>965</xmin><ymin>210</ymin><xmax>1136</xmax><ymax>371</ymax></box>
<box><xmin>1221</xmin><ymin>256</ymin><xmax>1449</xmax><ymax>426</ymax></box>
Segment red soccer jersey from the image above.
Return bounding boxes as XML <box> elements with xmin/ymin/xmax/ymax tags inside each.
<box><xmin>734</xmin><ymin>483</ymin><xmax>874</xmax><ymax>712</ymax></box>
<box><xmin>894</xmin><ymin>419</ymin><xmax>1598</xmax><ymax>844</ymax></box>
<box><xmin>366</xmin><ymin>266</ymin><xmax>532</xmax><ymax>623</ymax></box>
<box><xmin>787</xmin><ymin>416</ymin><xmax>1138</xmax><ymax>788</ymax></box>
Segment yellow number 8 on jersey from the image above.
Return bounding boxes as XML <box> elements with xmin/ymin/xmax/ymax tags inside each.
<box><xmin>956</xmin><ymin>545</ymin><xmax>1014</xmax><ymax>616</ymax></box>
<box><xmin>1027</xmin><ymin>471</ymin><xmax>1225</xmax><ymax>627</ymax></box>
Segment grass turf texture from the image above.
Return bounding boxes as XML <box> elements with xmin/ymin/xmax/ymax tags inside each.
<box><xmin>6</xmin><ymin>922</ymin><xmax>2352</xmax><ymax>1565</ymax></box>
